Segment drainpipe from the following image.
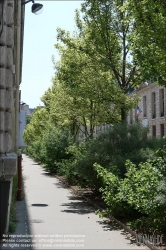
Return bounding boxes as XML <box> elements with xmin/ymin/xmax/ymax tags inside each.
<box><xmin>16</xmin><ymin>0</ymin><xmax>22</xmax><ymax>201</ymax></box>
<box><xmin>15</xmin><ymin>0</ymin><xmax>21</xmax><ymax>153</ymax></box>
<box><xmin>17</xmin><ymin>154</ymin><xmax>22</xmax><ymax>200</ymax></box>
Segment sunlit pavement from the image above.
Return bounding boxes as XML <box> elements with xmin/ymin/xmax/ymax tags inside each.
<box><xmin>1</xmin><ymin>154</ymin><xmax>148</xmax><ymax>250</ymax></box>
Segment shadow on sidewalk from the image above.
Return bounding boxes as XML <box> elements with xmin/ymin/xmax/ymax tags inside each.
<box><xmin>60</xmin><ymin>196</ymin><xmax>96</xmax><ymax>215</ymax></box>
<box><xmin>13</xmin><ymin>156</ymin><xmax>144</xmax><ymax>249</ymax></box>
<box><xmin>60</xmin><ymin>197</ymin><xmax>120</xmax><ymax>232</ymax></box>
<box><xmin>0</xmin><ymin>183</ymin><xmax>34</xmax><ymax>250</ymax></box>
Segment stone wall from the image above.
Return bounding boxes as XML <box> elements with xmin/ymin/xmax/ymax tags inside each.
<box><xmin>0</xmin><ymin>0</ymin><xmax>15</xmax><ymax>155</ymax></box>
<box><xmin>0</xmin><ymin>0</ymin><xmax>18</xmax><ymax>234</ymax></box>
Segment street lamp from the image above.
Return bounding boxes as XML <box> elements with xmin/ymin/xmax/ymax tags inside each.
<box><xmin>22</xmin><ymin>0</ymin><xmax>43</xmax><ymax>15</ymax></box>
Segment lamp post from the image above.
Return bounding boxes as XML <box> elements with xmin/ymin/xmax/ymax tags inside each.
<box><xmin>22</xmin><ymin>0</ymin><xmax>43</xmax><ymax>15</ymax></box>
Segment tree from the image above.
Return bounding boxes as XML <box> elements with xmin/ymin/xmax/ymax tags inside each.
<box><xmin>54</xmin><ymin>41</ymin><xmax>135</xmax><ymax>135</ymax></box>
<box><xmin>23</xmin><ymin>107</ymin><xmax>49</xmax><ymax>145</ymax></box>
<box><xmin>41</xmin><ymin>78</ymin><xmax>81</xmax><ymax>137</ymax></box>
<box><xmin>26</xmin><ymin>115</ymin><xmax>32</xmax><ymax>125</ymax></box>
<box><xmin>56</xmin><ymin>0</ymin><xmax>143</xmax><ymax>121</ymax></box>
<box><xmin>129</xmin><ymin>0</ymin><xmax>166</xmax><ymax>86</ymax></box>
<box><xmin>43</xmin><ymin>31</ymin><xmax>138</xmax><ymax>138</ymax></box>
<box><xmin>41</xmin><ymin>76</ymin><xmax>121</xmax><ymax>139</ymax></box>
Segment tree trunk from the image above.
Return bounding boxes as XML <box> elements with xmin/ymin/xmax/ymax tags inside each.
<box><xmin>89</xmin><ymin>100</ymin><xmax>94</xmax><ymax>139</ymax></box>
<box><xmin>121</xmin><ymin>108</ymin><xmax>127</xmax><ymax>122</ymax></box>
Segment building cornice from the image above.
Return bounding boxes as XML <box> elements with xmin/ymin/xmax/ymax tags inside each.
<box><xmin>133</xmin><ymin>83</ymin><xmax>165</xmax><ymax>96</ymax></box>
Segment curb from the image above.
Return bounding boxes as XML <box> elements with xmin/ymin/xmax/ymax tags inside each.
<box><xmin>70</xmin><ymin>185</ymin><xmax>160</xmax><ymax>250</ymax></box>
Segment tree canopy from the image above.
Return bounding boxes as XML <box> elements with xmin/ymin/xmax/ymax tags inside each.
<box><xmin>128</xmin><ymin>0</ymin><xmax>166</xmax><ymax>86</ymax></box>
<box><xmin>23</xmin><ymin>107</ymin><xmax>49</xmax><ymax>145</ymax></box>
<box><xmin>25</xmin><ymin>0</ymin><xmax>166</xmax><ymax>139</ymax></box>
<box><xmin>55</xmin><ymin>0</ymin><xmax>145</xmax><ymax>121</ymax></box>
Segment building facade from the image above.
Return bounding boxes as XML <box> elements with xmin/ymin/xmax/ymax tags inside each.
<box><xmin>19</xmin><ymin>102</ymin><xmax>33</xmax><ymax>149</ymax></box>
<box><xmin>0</xmin><ymin>0</ymin><xmax>25</xmax><ymax>235</ymax></box>
<box><xmin>127</xmin><ymin>83</ymin><xmax>166</xmax><ymax>138</ymax></box>
<box><xmin>19</xmin><ymin>110</ymin><xmax>26</xmax><ymax>148</ymax></box>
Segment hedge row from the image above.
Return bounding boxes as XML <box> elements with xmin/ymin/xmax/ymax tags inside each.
<box><xmin>24</xmin><ymin>123</ymin><xmax>166</xmax><ymax>233</ymax></box>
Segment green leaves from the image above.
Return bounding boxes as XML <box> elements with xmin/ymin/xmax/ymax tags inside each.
<box><xmin>120</xmin><ymin>159</ymin><xmax>166</xmax><ymax>215</ymax></box>
<box><xmin>94</xmin><ymin>156</ymin><xmax>166</xmax><ymax>230</ymax></box>
<box><xmin>53</xmin><ymin>0</ymin><xmax>144</xmax><ymax>122</ymax></box>
<box><xmin>130</xmin><ymin>0</ymin><xmax>166</xmax><ymax>86</ymax></box>
<box><xmin>23</xmin><ymin>107</ymin><xmax>49</xmax><ymax>145</ymax></box>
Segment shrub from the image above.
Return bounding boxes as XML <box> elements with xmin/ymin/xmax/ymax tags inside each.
<box><xmin>56</xmin><ymin>142</ymin><xmax>87</xmax><ymax>184</ymax></box>
<box><xmin>24</xmin><ymin>126</ymin><xmax>74</xmax><ymax>173</ymax></box>
<box><xmin>94</xmin><ymin>163</ymin><xmax>140</xmax><ymax>218</ymax></box>
<box><xmin>94</xmin><ymin>157</ymin><xmax>166</xmax><ymax>233</ymax></box>
<box><xmin>119</xmin><ymin>158</ymin><xmax>166</xmax><ymax>213</ymax></box>
<box><xmin>24</xmin><ymin>139</ymin><xmax>46</xmax><ymax>163</ymax></box>
<box><xmin>41</xmin><ymin>127</ymin><xmax>74</xmax><ymax>173</ymax></box>
<box><xmin>67</xmin><ymin>123</ymin><xmax>163</xmax><ymax>190</ymax></box>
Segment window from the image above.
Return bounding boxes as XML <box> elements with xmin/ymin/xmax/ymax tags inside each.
<box><xmin>160</xmin><ymin>89</ymin><xmax>164</xmax><ymax>117</ymax></box>
<box><xmin>160</xmin><ymin>124</ymin><xmax>164</xmax><ymax>138</ymax></box>
<box><xmin>143</xmin><ymin>96</ymin><xmax>147</xmax><ymax>117</ymax></box>
<box><xmin>152</xmin><ymin>92</ymin><xmax>156</xmax><ymax>119</ymax></box>
<box><xmin>152</xmin><ymin>125</ymin><xmax>156</xmax><ymax>137</ymax></box>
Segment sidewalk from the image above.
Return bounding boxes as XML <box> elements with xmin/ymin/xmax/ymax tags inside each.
<box><xmin>1</xmin><ymin>154</ymin><xmax>148</xmax><ymax>250</ymax></box>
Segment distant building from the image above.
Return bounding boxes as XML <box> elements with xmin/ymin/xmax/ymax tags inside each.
<box><xmin>29</xmin><ymin>108</ymin><xmax>35</xmax><ymax>115</ymax></box>
<box><xmin>78</xmin><ymin>83</ymin><xmax>166</xmax><ymax>140</ymax></box>
<box><xmin>20</xmin><ymin>102</ymin><xmax>32</xmax><ymax>115</ymax></box>
<box><xmin>19</xmin><ymin>102</ymin><xmax>34</xmax><ymax>149</ymax></box>
<box><xmin>127</xmin><ymin>83</ymin><xmax>166</xmax><ymax>138</ymax></box>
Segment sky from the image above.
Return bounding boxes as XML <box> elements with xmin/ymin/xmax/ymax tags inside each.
<box><xmin>21</xmin><ymin>0</ymin><xmax>83</xmax><ymax>108</ymax></box>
